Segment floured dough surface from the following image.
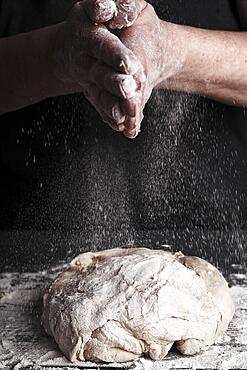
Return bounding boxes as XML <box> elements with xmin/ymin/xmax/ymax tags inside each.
<box><xmin>42</xmin><ymin>248</ymin><xmax>235</xmax><ymax>363</ymax></box>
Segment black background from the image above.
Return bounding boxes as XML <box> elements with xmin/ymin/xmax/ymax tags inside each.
<box><xmin>0</xmin><ymin>0</ymin><xmax>247</xmax><ymax>272</ymax></box>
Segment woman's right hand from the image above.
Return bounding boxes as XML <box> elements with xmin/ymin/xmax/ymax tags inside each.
<box><xmin>53</xmin><ymin>0</ymin><xmax>145</xmax><ymax>133</ymax></box>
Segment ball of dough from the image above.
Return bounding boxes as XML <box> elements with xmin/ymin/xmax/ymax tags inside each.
<box><xmin>42</xmin><ymin>248</ymin><xmax>235</xmax><ymax>363</ymax></box>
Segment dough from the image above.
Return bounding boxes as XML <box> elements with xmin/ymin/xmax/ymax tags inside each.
<box><xmin>42</xmin><ymin>248</ymin><xmax>235</xmax><ymax>363</ymax></box>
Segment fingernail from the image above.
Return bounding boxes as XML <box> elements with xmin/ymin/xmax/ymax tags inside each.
<box><xmin>118</xmin><ymin>124</ymin><xmax>125</xmax><ymax>132</ymax></box>
<box><xmin>120</xmin><ymin>76</ymin><xmax>137</xmax><ymax>98</ymax></box>
<box><xmin>124</xmin><ymin>128</ymin><xmax>138</xmax><ymax>139</ymax></box>
<box><xmin>112</xmin><ymin>105</ymin><xmax>124</xmax><ymax>123</ymax></box>
<box><xmin>130</xmin><ymin>127</ymin><xmax>141</xmax><ymax>138</ymax></box>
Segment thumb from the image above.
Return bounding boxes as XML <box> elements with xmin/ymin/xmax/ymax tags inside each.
<box><xmin>84</xmin><ymin>0</ymin><xmax>117</xmax><ymax>23</ymax></box>
<box><xmin>84</xmin><ymin>0</ymin><xmax>147</xmax><ymax>29</ymax></box>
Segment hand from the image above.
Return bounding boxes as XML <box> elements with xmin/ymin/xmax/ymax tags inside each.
<box><xmin>84</xmin><ymin>0</ymin><xmax>147</xmax><ymax>29</ymax></box>
<box><xmin>53</xmin><ymin>1</ymin><xmax>145</xmax><ymax>132</ymax></box>
<box><xmin>116</xmin><ymin>4</ymin><xmax>169</xmax><ymax>138</ymax></box>
<box><xmin>84</xmin><ymin>1</ymin><xmax>177</xmax><ymax>139</ymax></box>
<box><xmin>113</xmin><ymin>4</ymin><xmax>180</xmax><ymax>138</ymax></box>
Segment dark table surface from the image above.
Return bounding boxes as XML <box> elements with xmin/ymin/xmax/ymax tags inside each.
<box><xmin>0</xmin><ymin>230</ymin><xmax>246</xmax><ymax>370</ymax></box>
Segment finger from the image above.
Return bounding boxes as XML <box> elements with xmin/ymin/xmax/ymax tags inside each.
<box><xmin>84</xmin><ymin>0</ymin><xmax>147</xmax><ymax>29</ymax></box>
<box><xmin>72</xmin><ymin>56</ymin><xmax>139</xmax><ymax>101</ymax></box>
<box><xmin>124</xmin><ymin>116</ymin><xmax>137</xmax><ymax>131</ymax></box>
<box><xmin>73</xmin><ymin>2</ymin><xmax>141</xmax><ymax>74</ymax></box>
<box><xmin>101</xmin><ymin>112</ymin><xmax>126</xmax><ymax>132</ymax></box>
<box><xmin>82</xmin><ymin>82</ymin><xmax>126</xmax><ymax>124</ymax></box>
<box><xmin>99</xmin><ymin>90</ymin><xmax>126</xmax><ymax>123</ymax></box>
<box><xmin>136</xmin><ymin>0</ymin><xmax>147</xmax><ymax>14</ymax></box>
<box><xmin>84</xmin><ymin>0</ymin><xmax>116</xmax><ymax>23</ymax></box>
<box><xmin>119</xmin><ymin>67</ymin><xmax>146</xmax><ymax>116</ymax></box>
<box><xmin>123</xmin><ymin>93</ymin><xmax>144</xmax><ymax>139</ymax></box>
<box><xmin>133</xmin><ymin>64</ymin><xmax>146</xmax><ymax>93</ymax></box>
<box><xmin>121</xmin><ymin>72</ymin><xmax>146</xmax><ymax>117</ymax></box>
<box><xmin>87</xmin><ymin>27</ymin><xmax>141</xmax><ymax>75</ymax></box>
<box><xmin>82</xmin><ymin>82</ymin><xmax>126</xmax><ymax>131</ymax></box>
<box><xmin>120</xmin><ymin>98</ymin><xmax>137</xmax><ymax>117</ymax></box>
<box><xmin>123</xmin><ymin>112</ymin><xmax>143</xmax><ymax>139</ymax></box>
<box><xmin>123</xmin><ymin>111</ymin><xmax>143</xmax><ymax>139</ymax></box>
<box><xmin>109</xmin><ymin>0</ymin><xmax>147</xmax><ymax>29</ymax></box>
<box><xmin>122</xmin><ymin>69</ymin><xmax>146</xmax><ymax>136</ymax></box>
<box><xmin>109</xmin><ymin>0</ymin><xmax>137</xmax><ymax>29</ymax></box>
<box><xmin>89</xmin><ymin>61</ymin><xmax>137</xmax><ymax>99</ymax></box>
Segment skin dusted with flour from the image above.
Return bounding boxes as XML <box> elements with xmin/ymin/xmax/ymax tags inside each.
<box><xmin>42</xmin><ymin>248</ymin><xmax>235</xmax><ymax>363</ymax></box>
<box><xmin>2</xmin><ymin>1</ymin><xmax>247</xmax><ymax>138</ymax></box>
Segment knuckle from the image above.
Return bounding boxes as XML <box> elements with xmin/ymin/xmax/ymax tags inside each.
<box><xmin>85</xmin><ymin>0</ymin><xmax>116</xmax><ymax>22</ymax></box>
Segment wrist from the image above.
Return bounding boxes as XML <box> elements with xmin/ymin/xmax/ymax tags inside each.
<box><xmin>44</xmin><ymin>23</ymin><xmax>82</xmax><ymax>97</ymax></box>
<box><xmin>157</xmin><ymin>21</ymin><xmax>189</xmax><ymax>90</ymax></box>
<box><xmin>0</xmin><ymin>24</ymin><xmax>82</xmax><ymax>114</ymax></box>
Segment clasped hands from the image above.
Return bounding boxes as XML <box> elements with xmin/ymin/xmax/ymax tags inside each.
<box><xmin>55</xmin><ymin>0</ymin><xmax>166</xmax><ymax>138</ymax></box>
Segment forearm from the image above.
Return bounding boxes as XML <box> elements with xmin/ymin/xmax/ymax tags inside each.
<box><xmin>0</xmin><ymin>23</ymin><xmax>81</xmax><ymax>115</ymax></box>
<box><xmin>159</xmin><ymin>22</ymin><xmax>247</xmax><ymax>106</ymax></box>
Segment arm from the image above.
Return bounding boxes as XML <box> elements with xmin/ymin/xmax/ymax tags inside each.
<box><xmin>86</xmin><ymin>1</ymin><xmax>247</xmax><ymax>138</ymax></box>
<box><xmin>0</xmin><ymin>24</ymin><xmax>81</xmax><ymax>114</ymax></box>
<box><xmin>0</xmin><ymin>0</ymin><xmax>144</xmax><ymax>137</ymax></box>
<box><xmin>159</xmin><ymin>22</ymin><xmax>247</xmax><ymax>106</ymax></box>
<box><xmin>106</xmin><ymin>3</ymin><xmax>247</xmax><ymax>137</ymax></box>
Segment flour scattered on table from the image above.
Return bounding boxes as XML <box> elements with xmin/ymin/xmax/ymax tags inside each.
<box><xmin>42</xmin><ymin>248</ymin><xmax>234</xmax><ymax>363</ymax></box>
